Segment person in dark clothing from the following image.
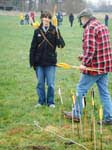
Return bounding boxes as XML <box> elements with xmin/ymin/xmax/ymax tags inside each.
<box><xmin>104</xmin><ymin>14</ymin><xmax>109</xmax><ymax>27</ymax></box>
<box><xmin>25</xmin><ymin>13</ymin><xmax>29</xmax><ymax>24</ymax></box>
<box><xmin>69</xmin><ymin>13</ymin><xmax>74</xmax><ymax>27</ymax></box>
<box><xmin>57</xmin><ymin>11</ymin><xmax>63</xmax><ymax>26</ymax></box>
<box><xmin>29</xmin><ymin>11</ymin><xmax>65</xmax><ymax>108</ymax></box>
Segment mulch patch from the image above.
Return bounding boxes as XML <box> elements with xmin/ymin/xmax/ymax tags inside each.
<box><xmin>26</xmin><ymin>145</ymin><xmax>51</xmax><ymax>150</ymax></box>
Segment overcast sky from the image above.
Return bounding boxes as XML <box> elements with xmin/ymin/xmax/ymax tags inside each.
<box><xmin>86</xmin><ymin>0</ymin><xmax>112</xmax><ymax>5</ymax></box>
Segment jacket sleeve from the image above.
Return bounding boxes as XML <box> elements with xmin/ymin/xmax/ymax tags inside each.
<box><xmin>82</xmin><ymin>27</ymin><xmax>96</xmax><ymax>66</ymax></box>
<box><xmin>56</xmin><ymin>29</ymin><xmax>65</xmax><ymax>48</ymax></box>
<box><xmin>29</xmin><ymin>30</ymin><xmax>38</xmax><ymax>67</ymax></box>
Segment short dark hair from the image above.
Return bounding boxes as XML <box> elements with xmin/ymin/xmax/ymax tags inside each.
<box><xmin>41</xmin><ymin>11</ymin><xmax>52</xmax><ymax>19</ymax></box>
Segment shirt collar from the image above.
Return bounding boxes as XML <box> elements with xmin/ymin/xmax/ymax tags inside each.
<box><xmin>83</xmin><ymin>17</ymin><xmax>96</xmax><ymax>28</ymax></box>
<box><xmin>42</xmin><ymin>26</ymin><xmax>49</xmax><ymax>32</ymax></box>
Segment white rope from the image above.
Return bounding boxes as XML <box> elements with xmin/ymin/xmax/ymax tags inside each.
<box><xmin>34</xmin><ymin>121</ymin><xmax>88</xmax><ymax>150</ymax></box>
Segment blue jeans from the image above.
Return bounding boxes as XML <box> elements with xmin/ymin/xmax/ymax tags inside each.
<box><xmin>35</xmin><ymin>66</ymin><xmax>56</xmax><ymax>105</ymax></box>
<box><xmin>74</xmin><ymin>73</ymin><xmax>112</xmax><ymax>121</ymax></box>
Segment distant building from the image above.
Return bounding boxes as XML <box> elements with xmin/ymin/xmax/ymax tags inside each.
<box><xmin>0</xmin><ymin>0</ymin><xmax>16</xmax><ymax>10</ymax></box>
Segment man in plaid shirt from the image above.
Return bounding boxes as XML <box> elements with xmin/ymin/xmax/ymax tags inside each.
<box><xmin>64</xmin><ymin>8</ymin><xmax>112</xmax><ymax>125</ymax></box>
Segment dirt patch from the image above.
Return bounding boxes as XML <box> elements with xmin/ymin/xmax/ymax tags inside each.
<box><xmin>7</xmin><ymin>127</ymin><xmax>25</xmax><ymax>136</ymax></box>
<box><xmin>26</xmin><ymin>145</ymin><xmax>51</xmax><ymax>150</ymax></box>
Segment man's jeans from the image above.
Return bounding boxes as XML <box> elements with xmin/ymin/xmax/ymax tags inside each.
<box><xmin>74</xmin><ymin>73</ymin><xmax>112</xmax><ymax>121</ymax></box>
<box><xmin>35</xmin><ymin>66</ymin><xmax>56</xmax><ymax>105</ymax></box>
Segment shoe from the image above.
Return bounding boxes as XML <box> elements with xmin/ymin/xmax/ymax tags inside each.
<box><xmin>63</xmin><ymin>111</ymin><xmax>80</xmax><ymax>123</ymax></box>
<box><xmin>49</xmin><ymin>104</ymin><xmax>55</xmax><ymax>108</ymax></box>
<box><xmin>97</xmin><ymin>120</ymin><xmax>112</xmax><ymax>125</ymax></box>
<box><xmin>35</xmin><ymin>103</ymin><xmax>42</xmax><ymax>108</ymax></box>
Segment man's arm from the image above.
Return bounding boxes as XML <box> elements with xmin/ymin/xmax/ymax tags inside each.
<box><xmin>82</xmin><ymin>27</ymin><xmax>96</xmax><ymax>66</ymax></box>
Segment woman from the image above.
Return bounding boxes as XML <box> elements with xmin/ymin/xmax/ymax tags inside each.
<box><xmin>29</xmin><ymin>11</ymin><xmax>65</xmax><ymax>108</ymax></box>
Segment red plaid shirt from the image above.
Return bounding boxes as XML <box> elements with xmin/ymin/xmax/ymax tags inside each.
<box><xmin>82</xmin><ymin>18</ymin><xmax>112</xmax><ymax>75</ymax></box>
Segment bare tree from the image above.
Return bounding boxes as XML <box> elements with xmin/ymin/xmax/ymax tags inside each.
<box><xmin>0</xmin><ymin>0</ymin><xmax>86</xmax><ymax>13</ymax></box>
<box><xmin>38</xmin><ymin>0</ymin><xmax>63</xmax><ymax>12</ymax></box>
<box><xmin>63</xmin><ymin>0</ymin><xmax>86</xmax><ymax>14</ymax></box>
<box><xmin>29</xmin><ymin>0</ymin><xmax>33</xmax><ymax>11</ymax></box>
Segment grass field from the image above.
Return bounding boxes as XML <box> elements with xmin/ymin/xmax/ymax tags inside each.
<box><xmin>0</xmin><ymin>14</ymin><xmax>112</xmax><ymax>150</ymax></box>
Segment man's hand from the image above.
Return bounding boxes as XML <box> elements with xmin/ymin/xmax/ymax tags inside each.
<box><xmin>79</xmin><ymin>64</ymin><xmax>86</xmax><ymax>72</ymax></box>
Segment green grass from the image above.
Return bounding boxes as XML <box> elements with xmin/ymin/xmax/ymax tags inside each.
<box><xmin>0</xmin><ymin>14</ymin><xmax>112</xmax><ymax>150</ymax></box>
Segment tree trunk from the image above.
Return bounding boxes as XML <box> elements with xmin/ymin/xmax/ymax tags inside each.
<box><xmin>29</xmin><ymin>0</ymin><xmax>33</xmax><ymax>11</ymax></box>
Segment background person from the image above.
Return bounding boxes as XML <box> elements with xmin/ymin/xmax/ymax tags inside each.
<box><xmin>30</xmin><ymin>11</ymin><xmax>35</xmax><ymax>23</ymax></box>
<box><xmin>57</xmin><ymin>11</ymin><xmax>63</xmax><ymax>27</ymax></box>
<box><xmin>24</xmin><ymin>13</ymin><xmax>29</xmax><ymax>24</ymax></box>
<box><xmin>19</xmin><ymin>13</ymin><xmax>24</xmax><ymax>25</ymax></box>
<box><xmin>104</xmin><ymin>14</ymin><xmax>109</xmax><ymax>27</ymax></box>
<box><xmin>69</xmin><ymin>13</ymin><xmax>74</xmax><ymax>27</ymax></box>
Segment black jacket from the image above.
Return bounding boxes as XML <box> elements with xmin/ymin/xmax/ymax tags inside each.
<box><xmin>69</xmin><ymin>14</ymin><xmax>74</xmax><ymax>22</ymax></box>
<box><xmin>29</xmin><ymin>23</ymin><xmax>65</xmax><ymax>68</ymax></box>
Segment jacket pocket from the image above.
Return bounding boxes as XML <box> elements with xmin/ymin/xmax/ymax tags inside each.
<box><xmin>46</xmin><ymin>52</ymin><xmax>57</xmax><ymax>63</ymax></box>
<box><xmin>34</xmin><ymin>53</ymin><xmax>41</xmax><ymax>64</ymax></box>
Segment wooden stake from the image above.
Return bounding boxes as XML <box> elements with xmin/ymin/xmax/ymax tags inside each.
<box><xmin>78</xmin><ymin>98</ymin><xmax>83</xmax><ymax>139</ymax></box>
<box><xmin>99</xmin><ymin>106</ymin><xmax>103</xmax><ymax>150</ymax></box>
<box><xmin>58</xmin><ymin>86</ymin><xmax>64</xmax><ymax>126</ymax></box>
<box><xmin>83</xmin><ymin>96</ymin><xmax>88</xmax><ymax>140</ymax></box>
<box><xmin>71</xmin><ymin>91</ymin><xmax>76</xmax><ymax>137</ymax></box>
<box><xmin>90</xmin><ymin>88</ymin><xmax>97</xmax><ymax>150</ymax></box>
